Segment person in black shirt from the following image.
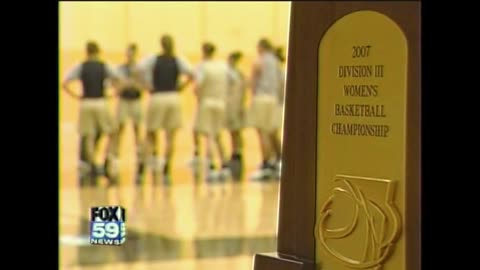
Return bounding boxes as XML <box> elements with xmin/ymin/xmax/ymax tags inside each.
<box><xmin>138</xmin><ymin>35</ymin><xmax>195</xmax><ymax>185</ymax></box>
<box><xmin>62</xmin><ymin>41</ymin><xmax>123</xmax><ymax>186</ymax></box>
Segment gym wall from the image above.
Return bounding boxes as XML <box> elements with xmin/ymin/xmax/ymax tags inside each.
<box><xmin>59</xmin><ymin>1</ymin><xmax>290</xmax><ymax>122</ymax></box>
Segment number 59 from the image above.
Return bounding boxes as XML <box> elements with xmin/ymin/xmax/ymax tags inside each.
<box><xmin>92</xmin><ymin>222</ymin><xmax>119</xmax><ymax>238</ymax></box>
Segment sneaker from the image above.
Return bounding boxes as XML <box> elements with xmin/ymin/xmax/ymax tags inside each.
<box><xmin>78</xmin><ymin>161</ymin><xmax>91</xmax><ymax>177</ymax></box>
<box><xmin>274</xmin><ymin>160</ymin><xmax>282</xmax><ymax>180</ymax></box>
<box><xmin>250</xmin><ymin>167</ymin><xmax>274</xmax><ymax>181</ymax></box>
<box><xmin>148</xmin><ymin>157</ymin><xmax>165</xmax><ymax>173</ymax></box>
<box><xmin>218</xmin><ymin>166</ymin><xmax>232</xmax><ymax>181</ymax></box>
<box><xmin>206</xmin><ymin>169</ymin><xmax>220</xmax><ymax>183</ymax></box>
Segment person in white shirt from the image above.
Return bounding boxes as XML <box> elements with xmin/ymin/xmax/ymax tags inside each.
<box><xmin>193</xmin><ymin>42</ymin><xmax>231</xmax><ymax>182</ymax></box>
<box><xmin>225</xmin><ymin>51</ymin><xmax>247</xmax><ymax>176</ymax></box>
<box><xmin>249</xmin><ymin>38</ymin><xmax>283</xmax><ymax>181</ymax></box>
<box><xmin>272</xmin><ymin>46</ymin><xmax>286</xmax><ymax>179</ymax></box>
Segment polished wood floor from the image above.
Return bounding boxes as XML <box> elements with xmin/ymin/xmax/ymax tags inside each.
<box><xmin>60</xmin><ymin>183</ymin><xmax>279</xmax><ymax>270</ymax></box>
<box><xmin>59</xmin><ymin>90</ymin><xmax>281</xmax><ymax>270</ymax></box>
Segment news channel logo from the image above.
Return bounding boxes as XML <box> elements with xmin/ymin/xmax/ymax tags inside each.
<box><xmin>90</xmin><ymin>206</ymin><xmax>126</xmax><ymax>246</ymax></box>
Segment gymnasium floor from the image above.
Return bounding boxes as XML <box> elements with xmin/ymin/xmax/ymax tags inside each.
<box><xmin>59</xmin><ymin>85</ymin><xmax>281</xmax><ymax>269</ymax></box>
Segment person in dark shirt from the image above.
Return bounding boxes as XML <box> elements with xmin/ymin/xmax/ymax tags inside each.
<box><xmin>138</xmin><ymin>35</ymin><xmax>195</xmax><ymax>185</ymax></box>
<box><xmin>62</xmin><ymin>41</ymin><xmax>123</xmax><ymax>187</ymax></box>
<box><xmin>115</xmin><ymin>43</ymin><xmax>146</xmax><ymax>183</ymax></box>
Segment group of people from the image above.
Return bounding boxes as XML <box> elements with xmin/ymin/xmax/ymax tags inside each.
<box><xmin>62</xmin><ymin>35</ymin><xmax>286</xmax><ymax>187</ymax></box>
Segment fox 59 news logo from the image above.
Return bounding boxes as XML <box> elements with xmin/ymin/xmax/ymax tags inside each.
<box><xmin>90</xmin><ymin>206</ymin><xmax>126</xmax><ymax>246</ymax></box>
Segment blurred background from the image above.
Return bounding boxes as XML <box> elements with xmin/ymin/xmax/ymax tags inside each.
<box><xmin>59</xmin><ymin>1</ymin><xmax>290</xmax><ymax>269</ymax></box>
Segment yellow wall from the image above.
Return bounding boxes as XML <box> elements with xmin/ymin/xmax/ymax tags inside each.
<box><xmin>59</xmin><ymin>1</ymin><xmax>291</xmax><ymax>122</ymax></box>
<box><xmin>59</xmin><ymin>1</ymin><xmax>290</xmax><ymax>57</ymax></box>
<box><xmin>60</xmin><ymin>2</ymin><xmax>128</xmax><ymax>52</ymax></box>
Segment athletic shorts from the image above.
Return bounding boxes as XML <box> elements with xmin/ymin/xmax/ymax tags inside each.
<box><xmin>225</xmin><ymin>106</ymin><xmax>245</xmax><ymax>131</ymax></box>
<box><xmin>117</xmin><ymin>98</ymin><xmax>143</xmax><ymax>125</ymax></box>
<box><xmin>78</xmin><ymin>98</ymin><xmax>117</xmax><ymax>136</ymax></box>
<box><xmin>275</xmin><ymin>103</ymin><xmax>284</xmax><ymax>131</ymax></box>
<box><xmin>248</xmin><ymin>94</ymin><xmax>280</xmax><ymax>133</ymax></box>
<box><xmin>146</xmin><ymin>92</ymin><xmax>182</xmax><ymax>132</ymax></box>
<box><xmin>194</xmin><ymin>98</ymin><xmax>226</xmax><ymax>136</ymax></box>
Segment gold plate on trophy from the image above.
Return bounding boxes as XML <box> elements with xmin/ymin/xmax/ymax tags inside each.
<box><xmin>316</xmin><ymin>10</ymin><xmax>408</xmax><ymax>270</ymax></box>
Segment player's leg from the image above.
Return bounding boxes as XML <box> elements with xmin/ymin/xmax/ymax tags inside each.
<box><xmin>205</xmin><ymin>133</ymin><xmax>219</xmax><ymax>182</ymax></box>
<box><xmin>268</xmin><ymin>101</ymin><xmax>283</xmax><ymax>179</ymax></box>
<box><xmin>190</xmin><ymin>102</ymin><xmax>203</xmax><ymax>171</ymax></box>
<box><xmin>263</xmin><ymin>129</ymin><xmax>277</xmax><ymax>178</ymax></box>
<box><xmin>162</xmin><ymin>95</ymin><xmax>182</xmax><ymax>185</ymax></box>
<box><xmin>100</xmin><ymin>105</ymin><xmax>120</xmax><ymax>187</ymax></box>
<box><xmin>145</xmin><ymin>123</ymin><xmax>163</xmax><ymax>186</ymax></box>
<box><xmin>192</xmin><ymin>130</ymin><xmax>201</xmax><ymax>163</ymax></box>
<box><xmin>259</xmin><ymin>129</ymin><xmax>273</xmax><ymax>165</ymax></box>
<box><xmin>270</xmin><ymin>129</ymin><xmax>281</xmax><ymax>158</ymax></box>
<box><xmin>227</xmin><ymin>108</ymin><xmax>244</xmax><ymax>161</ymax></box>
<box><xmin>137</xmin><ymin>129</ymin><xmax>152</xmax><ymax>186</ymax></box>
<box><xmin>269</xmin><ymin>130</ymin><xmax>282</xmax><ymax>179</ymax></box>
<box><xmin>116</xmin><ymin>99</ymin><xmax>129</xmax><ymax>156</ymax></box>
<box><xmin>145</xmin><ymin>129</ymin><xmax>158</xmax><ymax>174</ymax></box>
<box><xmin>251</xmin><ymin>99</ymin><xmax>276</xmax><ymax>180</ymax></box>
<box><xmin>94</xmin><ymin>131</ymin><xmax>102</xmax><ymax>147</ymax></box>
<box><xmin>131</xmin><ymin>99</ymin><xmax>145</xmax><ymax>184</ymax></box>
<box><xmin>116</xmin><ymin>122</ymin><xmax>126</xmax><ymax>157</ymax></box>
<box><xmin>132</xmin><ymin>121</ymin><xmax>145</xmax><ymax>181</ymax></box>
<box><xmin>229</xmin><ymin>128</ymin><xmax>244</xmax><ymax>181</ymax></box>
<box><xmin>214</xmin><ymin>132</ymin><xmax>230</xmax><ymax>181</ymax></box>
<box><xmin>213</xmin><ymin>105</ymin><xmax>230</xmax><ymax>181</ymax></box>
<box><xmin>274</xmin><ymin>102</ymin><xmax>284</xmax><ymax>160</ymax></box>
<box><xmin>164</xmin><ymin>128</ymin><xmax>177</xmax><ymax>185</ymax></box>
<box><xmin>132</xmin><ymin>114</ymin><xmax>141</xmax><ymax>152</ymax></box>
<box><xmin>143</xmin><ymin>95</ymin><xmax>163</xmax><ymax>185</ymax></box>
<box><xmin>104</xmin><ymin>132</ymin><xmax>119</xmax><ymax>185</ymax></box>
<box><xmin>87</xmin><ymin>99</ymin><xmax>119</xmax><ymax>187</ymax></box>
<box><xmin>79</xmin><ymin>135</ymin><xmax>95</xmax><ymax>186</ymax></box>
<box><xmin>78</xmin><ymin>102</ymin><xmax>97</xmax><ymax>186</ymax></box>
<box><xmin>86</xmin><ymin>128</ymin><xmax>103</xmax><ymax>176</ymax></box>
<box><xmin>231</xmin><ymin>130</ymin><xmax>243</xmax><ymax>159</ymax></box>
<box><xmin>191</xmin><ymin>96</ymin><xmax>202</xmax><ymax>166</ymax></box>
<box><xmin>250</xmin><ymin>97</ymin><xmax>275</xmax><ymax>180</ymax></box>
<box><xmin>265</xmin><ymin>98</ymin><xmax>280</xmax><ymax>167</ymax></box>
<box><xmin>190</xmin><ymin>106</ymin><xmax>202</xmax><ymax>168</ymax></box>
<box><xmin>197</xmin><ymin>103</ymin><xmax>217</xmax><ymax>182</ymax></box>
<box><xmin>225</xmin><ymin>107</ymin><xmax>244</xmax><ymax>181</ymax></box>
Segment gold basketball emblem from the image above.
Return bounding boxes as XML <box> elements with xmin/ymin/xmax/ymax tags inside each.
<box><xmin>315</xmin><ymin>175</ymin><xmax>402</xmax><ymax>269</ymax></box>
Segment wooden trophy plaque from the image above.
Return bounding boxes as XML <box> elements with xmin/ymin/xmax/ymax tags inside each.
<box><xmin>253</xmin><ymin>2</ymin><xmax>421</xmax><ymax>270</ymax></box>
